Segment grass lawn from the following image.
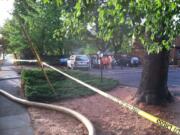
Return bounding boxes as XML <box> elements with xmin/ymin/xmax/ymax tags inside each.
<box><xmin>22</xmin><ymin>68</ymin><xmax>119</xmax><ymax>102</ymax></box>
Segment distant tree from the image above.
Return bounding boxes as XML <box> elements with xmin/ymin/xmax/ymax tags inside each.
<box><xmin>0</xmin><ymin>19</ymin><xmax>28</xmax><ymax>56</ymax></box>
<box><xmin>1</xmin><ymin>0</ymin><xmax>77</xmax><ymax>57</ymax></box>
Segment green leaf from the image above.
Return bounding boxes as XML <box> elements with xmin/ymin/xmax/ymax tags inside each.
<box><xmin>155</xmin><ymin>0</ymin><xmax>162</xmax><ymax>7</ymax></box>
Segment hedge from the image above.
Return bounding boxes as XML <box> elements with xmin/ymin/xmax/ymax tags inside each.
<box><xmin>22</xmin><ymin>68</ymin><xmax>119</xmax><ymax>102</ymax></box>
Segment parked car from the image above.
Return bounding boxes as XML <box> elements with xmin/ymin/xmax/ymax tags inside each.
<box><xmin>59</xmin><ymin>55</ymin><xmax>69</xmax><ymax>66</ymax></box>
<box><xmin>67</xmin><ymin>55</ymin><xmax>91</xmax><ymax>70</ymax></box>
<box><xmin>116</xmin><ymin>56</ymin><xmax>131</xmax><ymax>67</ymax></box>
<box><xmin>130</xmin><ymin>56</ymin><xmax>140</xmax><ymax>67</ymax></box>
<box><xmin>116</xmin><ymin>55</ymin><xmax>140</xmax><ymax>67</ymax></box>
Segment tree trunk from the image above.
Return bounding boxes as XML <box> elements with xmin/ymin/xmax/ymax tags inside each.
<box><xmin>136</xmin><ymin>50</ymin><xmax>174</xmax><ymax>105</ymax></box>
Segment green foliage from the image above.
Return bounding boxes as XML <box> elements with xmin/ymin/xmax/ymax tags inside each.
<box><xmin>50</xmin><ymin>0</ymin><xmax>134</xmax><ymax>54</ymax></box>
<box><xmin>22</xmin><ymin>68</ymin><xmax>118</xmax><ymax>102</ymax></box>
<box><xmin>53</xmin><ymin>2</ymin><xmax>88</xmax><ymax>41</ymax></box>
<box><xmin>14</xmin><ymin>0</ymin><xmax>65</xmax><ymax>56</ymax></box>
<box><xmin>131</xmin><ymin>0</ymin><xmax>180</xmax><ymax>53</ymax></box>
<box><xmin>1</xmin><ymin>0</ymin><xmax>100</xmax><ymax>57</ymax></box>
<box><xmin>21</xmin><ymin>69</ymin><xmax>65</xmax><ymax>81</ymax></box>
<box><xmin>47</xmin><ymin>0</ymin><xmax>180</xmax><ymax>54</ymax></box>
<box><xmin>97</xmin><ymin>0</ymin><xmax>180</xmax><ymax>53</ymax></box>
<box><xmin>1</xmin><ymin>0</ymin><xmax>73</xmax><ymax>56</ymax></box>
<box><xmin>3</xmin><ymin>0</ymin><xmax>178</xmax><ymax>56</ymax></box>
<box><xmin>0</xmin><ymin>19</ymin><xmax>27</xmax><ymax>54</ymax></box>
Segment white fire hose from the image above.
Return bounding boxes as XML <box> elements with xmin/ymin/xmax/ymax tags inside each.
<box><xmin>0</xmin><ymin>89</ymin><xmax>96</xmax><ymax>135</ymax></box>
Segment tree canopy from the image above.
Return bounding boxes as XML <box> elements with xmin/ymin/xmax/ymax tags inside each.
<box><xmin>51</xmin><ymin>0</ymin><xmax>180</xmax><ymax>54</ymax></box>
<box><xmin>1</xmin><ymin>0</ymin><xmax>179</xmax><ymax>57</ymax></box>
<box><xmin>0</xmin><ymin>0</ymin><xmax>91</xmax><ymax>57</ymax></box>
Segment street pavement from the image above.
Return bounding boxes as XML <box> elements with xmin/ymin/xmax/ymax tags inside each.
<box><xmin>86</xmin><ymin>66</ymin><xmax>180</xmax><ymax>93</ymax></box>
<box><xmin>0</xmin><ymin>55</ymin><xmax>33</xmax><ymax>135</ymax></box>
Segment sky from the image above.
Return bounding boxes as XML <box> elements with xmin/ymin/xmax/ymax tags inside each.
<box><xmin>0</xmin><ymin>0</ymin><xmax>14</xmax><ymax>27</ymax></box>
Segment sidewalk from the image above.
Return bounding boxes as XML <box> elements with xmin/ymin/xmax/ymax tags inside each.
<box><xmin>0</xmin><ymin>57</ymin><xmax>33</xmax><ymax>135</ymax></box>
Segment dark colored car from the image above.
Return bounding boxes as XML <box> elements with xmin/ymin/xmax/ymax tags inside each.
<box><xmin>59</xmin><ymin>55</ymin><xmax>69</xmax><ymax>66</ymax></box>
<box><xmin>116</xmin><ymin>55</ymin><xmax>140</xmax><ymax>67</ymax></box>
<box><xmin>116</xmin><ymin>56</ymin><xmax>131</xmax><ymax>67</ymax></box>
<box><xmin>130</xmin><ymin>57</ymin><xmax>140</xmax><ymax>67</ymax></box>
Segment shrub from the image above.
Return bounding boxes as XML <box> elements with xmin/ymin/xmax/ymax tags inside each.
<box><xmin>22</xmin><ymin>68</ymin><xmax>119</xmax><ymax>102</ymax></box>
<box><xmin>21</xmin><ymin>69</ymin><xmax>65</xmax><ymax>81</ymax></box>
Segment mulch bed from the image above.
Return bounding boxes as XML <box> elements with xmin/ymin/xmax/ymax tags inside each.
<box><xmin>28</xmin><ymin>86</ymin><xmax>180</xmax><ymax>135</ymax></box>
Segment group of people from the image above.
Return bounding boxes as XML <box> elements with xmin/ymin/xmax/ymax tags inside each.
<box><xmin>91</xmin><ymin>55</ymin><xmax>114</xmax><ymax>69</ymax></box>
<box><xmin>91</xmin><ymin>54</ymin><xmax>140</xmax><ymax>69</ymax></box>
<box><xmin>100</xmin><ymin>55</ymin><xmax>113</xmax><ymax>69</ymax></box>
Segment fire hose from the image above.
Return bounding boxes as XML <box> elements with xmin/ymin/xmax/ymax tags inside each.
<box><xmin>0</xmin><ymin>89</ymin><xmax>96</xmax><ymax>135</ymax></box>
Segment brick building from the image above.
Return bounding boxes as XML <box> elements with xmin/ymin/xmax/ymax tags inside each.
<box><xmin>170</xmin><ymin>36</ymin><xmax>180</xmax><ymax>65</ymax></box>
<box><xmin>131</xmin><ymin>39</ymin><xmax>145</xmax><ymax>63</ymax></box>
<box><xmin>131</xmin><ymin>37</ymin><xmax>180</xmax><ymax>66</ymax></box>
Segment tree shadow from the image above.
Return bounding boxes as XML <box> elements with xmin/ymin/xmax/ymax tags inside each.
<box><xmin>0</xmin><ymin>77</ymin><xmax>20</xmax><ymax>81</ymax></box>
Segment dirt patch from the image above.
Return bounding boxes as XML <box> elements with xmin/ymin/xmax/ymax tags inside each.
<box><xmin>28</xmin><ymin>86</ymin><xmax>180</xmax><ymax>135</ymax></box>
<box><xmin>29</xmin><ymin>107</ymin><xmax>88</xmax><ymax>135</ymax></box>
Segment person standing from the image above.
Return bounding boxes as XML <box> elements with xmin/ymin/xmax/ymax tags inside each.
<box><xmin>108</xmin><ymin>55</ymin><xmax>112</xmax><ymax>69</ymax></box>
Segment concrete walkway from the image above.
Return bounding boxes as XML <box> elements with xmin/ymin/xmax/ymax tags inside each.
<box><xmin>0</xmin><ymin>56</ymin><xmax>33</xmax><ymax>135</ymax></box>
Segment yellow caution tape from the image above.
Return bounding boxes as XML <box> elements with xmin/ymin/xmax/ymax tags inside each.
<box><xmin>15</xmin><ymin>59</ymin><xmax>180</xmax><ymax>135</ymax></box>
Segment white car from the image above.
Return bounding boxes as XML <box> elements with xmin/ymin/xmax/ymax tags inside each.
<box><xmin>67</xmin><ymin>55</ymin><xmax>91</xmax><ymax>70</ymax></box>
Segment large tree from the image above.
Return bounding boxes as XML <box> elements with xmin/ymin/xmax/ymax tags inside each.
<box><xmin>50</xmin><ymin>0</ymin><xmax>180</xmax><ymax>105</ymax></box>
<box><xmin>13</xmin><ymin>0</ymin><xmax>64</xmax><ymax>56</ymax></box>
<box><xmin>130</xmin><ymin>0</ymin><xmax>180</xmax><ymax>104</ymax></box>
<box><xmin>1</xmin><ymin>0</ymin><xmax>72</xmax><ymax>57</ymax></box>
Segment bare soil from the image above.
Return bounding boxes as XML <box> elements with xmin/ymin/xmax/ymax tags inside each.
<box><xmin>28</xmin><ymin>86</ymin><xmax>180</xmax><ymax>135</ymax></box>
<box><xmin>28</xmin><ymin>108</ymin><xmax>88</xmax><ymax>135</ymax></box>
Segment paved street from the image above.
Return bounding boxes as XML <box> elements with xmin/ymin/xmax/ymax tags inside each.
<box><xmin>86</xmin><ymin>66</ymin><xmax>180</xmax><ymax>90</ymax></box>
<box><xmin>0</xmin><ymin>55</ymin><xmax>33</xmax><ymax>135</ymax></box>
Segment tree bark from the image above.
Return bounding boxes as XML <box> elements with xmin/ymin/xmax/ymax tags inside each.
<box><xmin>136</xmin><ymin>50</ymin><xmax>174</xmax><ymax>105</ymax></box>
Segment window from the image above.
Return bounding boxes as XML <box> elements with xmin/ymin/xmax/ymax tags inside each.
<box><xmin>76</xmin><ymin>56</ymin><xmax>89</xmax><ymax>61</ymax></box>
